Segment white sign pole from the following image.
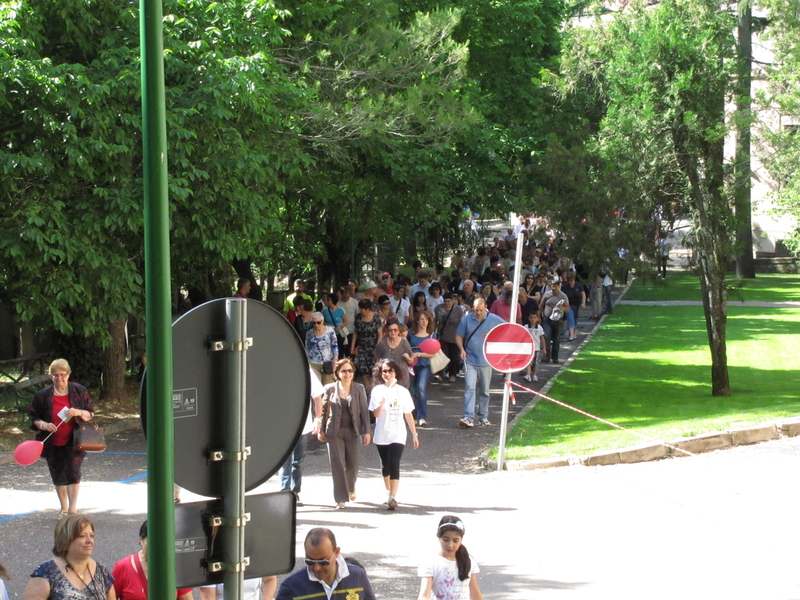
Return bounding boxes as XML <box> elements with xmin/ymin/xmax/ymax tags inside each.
<box><xmin>497</xmin><ymin>226</ymin><xmax>526</xmax><ymax>471</ymax></box>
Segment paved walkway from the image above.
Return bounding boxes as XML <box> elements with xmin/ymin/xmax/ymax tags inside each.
<box><xmin>4</xmin><ymin>282</ymin><xmax>800</xmax><ymax>599</ymax></box>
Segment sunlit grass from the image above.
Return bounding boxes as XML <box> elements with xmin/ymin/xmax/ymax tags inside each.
<box><xmin>497</xmin><ymin>303</ymin><xmax>800</xmax><ymax>460</ymax></box>
<box><xmin>624</xmin><ymin>272</ymin><xmax>800</xmax><ymax>302</ymax></box>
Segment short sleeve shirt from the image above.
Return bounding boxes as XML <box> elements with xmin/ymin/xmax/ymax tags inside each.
<box><xmin>368</xmin><ymin>383</ymin><xmax>414</xmax><ymax>445</ymax></box>
<box><xmin>417</xmin><ymin>554</ymin><xmax>479</xmax><ymax>600</ymax></box>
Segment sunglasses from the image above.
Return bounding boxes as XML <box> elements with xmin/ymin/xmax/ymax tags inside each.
<box><xmin>339</xmin><ymin>369</ymin><xmax>354</xmax><ymax>374</ymax></box>
<box><xmin>304</xmin><ymin>555</ymin><xmax>334</xmax><ymax>567</ymax></box>
<box><xmin>312</xmin><ymin>321</ymin><xmax>323</xmax><ymax>325</ymax></box>
<box><xmin>381</xmin><ymin>368</ymin><xmax>394</xmax><ymax>373</ymax></box>
<box><xmin>380</xmin><ymin>302</ymin><xmax>390</xmax><ymax>306</ymax></box>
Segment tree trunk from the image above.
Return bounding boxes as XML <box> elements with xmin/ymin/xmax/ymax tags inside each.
<box><xmin>672</xmin><ymin>122</ymin><xmax>731</xmax><ymax>396</ymax></box>
<box><xmin>101</xmin><ymin>317</ymin><xmax>127</xmax><ymax>401</ymax></box>
<box><xmin>696</xmin><ymin>242</ymin><xmax>731</xmax><ymax>396</ymax></box>
<box><xmin>735</xmin><ymin>3</ymin><xmax>756</xmax><ymax>278</ymax></box>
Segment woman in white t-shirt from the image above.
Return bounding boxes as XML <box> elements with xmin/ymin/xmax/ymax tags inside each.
<box><xmin>417</xmin><ymin>516</ymin><xmax>482</xmax><ymax>600</ymax></box>
<box><xmin>368</xmin><ymin>358</ymin><xmax>419</xmax><ymax>510</ymax></box>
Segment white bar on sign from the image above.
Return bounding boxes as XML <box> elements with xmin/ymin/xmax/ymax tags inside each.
<box><xmin>485</xmin><ymin>342</ymin><xmax>533</xmax><ymax>354</ymax></box>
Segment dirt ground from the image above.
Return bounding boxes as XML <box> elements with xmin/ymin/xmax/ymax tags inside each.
<box><xmin>0</xmin><ymin>378</ymin><xmax>141</xmax><ymax>452</ymax></box>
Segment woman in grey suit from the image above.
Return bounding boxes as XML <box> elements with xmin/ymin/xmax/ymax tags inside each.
<box><xmin>318</xmin><ymin>358</ymin><xmax>372</xmax><ymax>509</ymax></box>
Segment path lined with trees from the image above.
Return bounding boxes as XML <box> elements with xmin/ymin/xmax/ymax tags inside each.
<box><xmin>3</xmin><ymin>0</ymin><xmax>800</xmax><ymax>403</ymax></box>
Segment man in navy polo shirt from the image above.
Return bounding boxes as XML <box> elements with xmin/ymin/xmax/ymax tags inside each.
<box><xmin>276</xmin><ymin>528</ymin><xmax>376</xmax><ymax>600</ymax></box>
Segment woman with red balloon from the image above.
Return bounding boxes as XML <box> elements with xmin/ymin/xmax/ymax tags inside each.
<box><xmin>27</xmin><ymin>359</ymin><xmax>94</xmax><ymax>517</ymax></box>
<box><xmin>407</xmin><ymin>313</ymin><xmax>441</xmax><ymax>427</ymax></box>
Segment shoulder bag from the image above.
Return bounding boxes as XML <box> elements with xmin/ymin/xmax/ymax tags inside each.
<box><xmin>73</xmin><ymin>417</ymin><xmax>106</xmax><ymax>453</ymax></box>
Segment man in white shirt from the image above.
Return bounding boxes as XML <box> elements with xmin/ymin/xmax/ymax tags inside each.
<box><xmin>337</xmin><ymin>286</ymin><xmax>359</xmax><ymax>356</ymax></box>
<box><xmin>389</xmin><ymin>287</ymin><xmax>410</xmax><ymax>322</ymax></box>
<box><xmin>513</xmin><ymin>214</ymin><xmax>526</xmax><ymax>238</ymax></box>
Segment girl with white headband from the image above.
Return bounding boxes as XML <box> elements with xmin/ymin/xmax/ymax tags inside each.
<box><xmin>417</xmin><ymin>515</ymin><xmax>483</xmax><ymax>600</ymax></box>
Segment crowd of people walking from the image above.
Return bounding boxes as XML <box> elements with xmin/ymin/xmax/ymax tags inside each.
<box><xmin>10</xmin><ymin>215</ymin><xmax>617</xmax><ymax>600</ymax></box>
<box><xmin>267</xmin><ymin>213</ymin><xmax>617</xmax><ymax>508</ymax></box>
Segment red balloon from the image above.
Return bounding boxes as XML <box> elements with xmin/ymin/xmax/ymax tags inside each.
<box><xmin>419</xmin><ymin>338</ymin><xmax>441</xmax><ymax>355</ymax></box>
<box><xmin>14</xmin><ymin>440</ymin><xmax>44</xmax><ymax>466</ymax></box>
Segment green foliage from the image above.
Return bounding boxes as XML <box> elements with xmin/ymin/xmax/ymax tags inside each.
<box><xmin>1</xmin><ymin>0</ymin><xmax>568</xmax><ymax>359</ymax></box>
<box><xmin>758</xmin><ymin>0</ymin><xmax>800</xmax><ymax>255</ymax></box>
<box><xmin>269</xmin><ymin>1</ymin><xmax>481</xmax><ymax>278</ymax></box>
<box><xmin>1</xmin><ymin>0</ymin><xmax>143</xmax><ymax>343</ymax></box>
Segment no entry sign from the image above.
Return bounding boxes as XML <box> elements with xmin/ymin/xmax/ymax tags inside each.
<box><xmin>483</xmin><ymin>323</ymin><xmax>534</xmax><ymax>372</ymax></box>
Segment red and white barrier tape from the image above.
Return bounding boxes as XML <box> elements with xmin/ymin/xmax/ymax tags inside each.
<box><xmin>505</xmin><ymin>380</ymin><xmax>516</xmax><ymax>405</ymax></box>
<box><xmin>509</xmin><ymin>380</ymin><xmax>694</xmax><ymax>457</ymax></box>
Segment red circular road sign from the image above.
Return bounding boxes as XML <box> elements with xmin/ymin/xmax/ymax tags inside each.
<box><xmin>483</xmin><ymin>323</ymin><xmax>535</xmax><ymax>373</ymax></box>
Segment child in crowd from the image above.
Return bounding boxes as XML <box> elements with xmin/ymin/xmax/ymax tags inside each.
<box><xmin>417</xmin><ymin>515</ymin><xmax>482</xmax><ymax>600</ymax></box>
<box><xmin>523</xmin><ymin>312</ymin><xmax>546</xmax><ymax>382</ymax></box>
<box><xmin>398</xmin><ymin>323</ymin><xmax>414</xmax><ymax>376</ymax></box>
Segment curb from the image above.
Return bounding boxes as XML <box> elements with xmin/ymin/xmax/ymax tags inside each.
<box><xmin>0</xmin><ymin>418</ymin><xmax>142</xmax><ymax>466</ymax></box>
<box><xmin>488</xmin><ymin>419</ymin><xmax>800</xmax><ymax>471</ymax></box>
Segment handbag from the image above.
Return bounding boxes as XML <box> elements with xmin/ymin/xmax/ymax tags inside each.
<box><xmin>322</xmin><ymin>360</ymin><xmax>334</xmax><ymax>375</ymax></box>
<box><xmin>429</xmin><ymin>349</ymin><xmax>450</xmax><ymax>374</ymax></box>
<box><xmin>73</xmin><ymin>418</ymin><xmax>107</xmax><ymax>453</ymax></box>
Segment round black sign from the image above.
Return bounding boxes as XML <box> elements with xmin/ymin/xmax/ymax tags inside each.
<box><xmin>142</xmin><ymin>299</ymin><xmax>310</xmax><ymax>497</ymax></box>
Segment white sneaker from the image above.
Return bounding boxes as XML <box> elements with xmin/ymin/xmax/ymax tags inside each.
<box><xmin>523</xmin><ymin>374</ymin><xmax>532</xmax><ymax>382</ymax></box>
<box><xmin>532</xmin><ymin>375</ymin><xmax>538</xmax><ymax>381</ymax></box>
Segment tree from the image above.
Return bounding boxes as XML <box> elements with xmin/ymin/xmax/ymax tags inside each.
<box><xmin>1</xmin><ymin>0</ymin><xmax>144</xmax><ymax>399</ymax></box>
<box><xmin>734</xmin><ymin>0</ymin><xmax>756</xmax><ymax>278</ymax></box>
<box><xmin>266</xmin><ymin>1</ymin><xmax>478</xmax><ymax>284</ymax></box>
<box><xmin>759</xmin><ymin>0</ymin><xmax>800</xmax><ymax>256</ymax></box>
<box><xmin>554</xmin><ymin>0</ymin><xmax>738</xmax><ymax>395</ymax></box>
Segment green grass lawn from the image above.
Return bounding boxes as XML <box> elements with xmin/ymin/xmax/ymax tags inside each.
<box><xmin>499</xmin><ymin>301</ymin><xmax>800</xmax><ymax>460</ymax></box>
<box><xmin>623</xmin><ymin>272</ymin><xmax>800</xmax><ymax>303</ymax></box>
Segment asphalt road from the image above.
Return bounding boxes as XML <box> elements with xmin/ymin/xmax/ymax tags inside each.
<box><xmin>3</xmin><ymin>312</ymin><xmax>799</xmax><ymax>599</ymax></box>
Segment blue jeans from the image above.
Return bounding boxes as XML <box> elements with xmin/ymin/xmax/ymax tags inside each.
<box><xmin>566</xmin><ymin>307</ymin><xmax>577</xmax><ymax>329</ymax></box>
<box><xmin>463</xmin><ymin>364</ymin><xmax>492</xmax><ymax>421</ymax></box>
<box><xmin>279</xmin><ymin>434</ymin><xmax>307</xmax><ymax>493</ymax></box>
<box><xmin>409</xmin><ymin>365</ymin><xmax>431</xmax><ymax>420</ymax></box>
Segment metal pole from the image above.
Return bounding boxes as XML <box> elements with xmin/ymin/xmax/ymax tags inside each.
<box><xmin>497</xmin><ymin>228</ymin><xmax>526</xmax><ymax>471</ymax></box>
<box><xmin>140</xmin><ymin>0</ymin><xmax>174</xmax><ymax>593</ymax></box>
<box><xmin>223</xmin><ymin>299</ymin><xmax>247</xmax><ymax>599</ymax></box>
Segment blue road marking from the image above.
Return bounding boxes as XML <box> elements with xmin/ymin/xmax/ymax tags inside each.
<box><xmin>0</xmin><ymin>510</ymin><xmax>37</xmax><ymax>523</ymax></box>
<box><xmin>116</xmin><ymin>472</ymin><xmax>148</xmax><ymax>484</ymax></box>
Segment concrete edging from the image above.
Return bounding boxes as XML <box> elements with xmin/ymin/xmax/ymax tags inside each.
<box><xmin>489</xmin><ymin>420</ymin><xmax>800</xmax><ymax>471</ymax></box>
